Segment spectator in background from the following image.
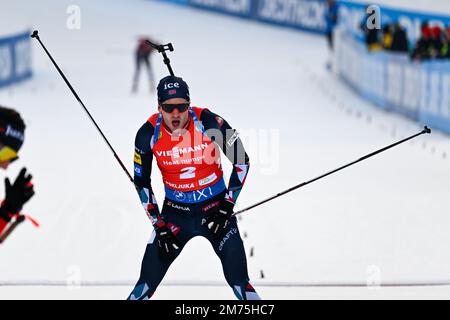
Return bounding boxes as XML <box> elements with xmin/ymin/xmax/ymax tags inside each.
<box><xmin>362</xmin><ymin>18</ymin><xmax>449</xmax><ymax>61</ymax></box>
<box><xmin>0</xmin><ymin>106</ymin><xmax>34</xmax><ymax>241</ymax></box>
<box><xmin>441</xmin><ymin>27</ymin><xmax>450</xmax><ymax>58</ymax></box>
<box><xmin>412</xmin><ymin>23</ymin><xmax>432</xmax><ymax>61</ymax></box>
<box><xmin>390</xmin><ymin>23</ymin><xmax>409</xmax><ymax>52</ymax></box>
<box><xmin>132</xmin><ymin>37</ymin><xmax>156</xmax><ymax>94</ymax></box>
<box><xmin>326</xmin><ymin>0</ymin><xmax>338</xmax><ymax>50</ymax></box>
<box><xmin>382</xmin><ymin>24</ymin><xmax>393</xmax><ymax>50</ymax></box>
<box><xmin>429</xmin><ymin>26</ymin><xmax>443</xmax><ymax>59</ymax></box>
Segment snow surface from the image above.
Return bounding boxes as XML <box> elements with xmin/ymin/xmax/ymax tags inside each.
<box><xmin>0</xmin><ymin>0</ymin><xmax>450</xmax><ymax>299</ymax></box>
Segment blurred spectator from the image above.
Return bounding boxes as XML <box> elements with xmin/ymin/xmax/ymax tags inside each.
<box><xmin>360</xmin><ymin>17</ymin><xmax>449</xmax><ymax>61</ymax></box>
<box><xmin>382</xmin><ymin>24</ymin><xmax>393</xmax><ymax>50</ymax></box>
<box><xmin>411</xmin><ymin>23</ymin><xmax>432</xmax><ymax>61</ymax></box>
<box><xmin>390</xmin><ymin>23</ymin><xmax>408</xmax><ymax>52</ymax></box>
<box><xmin>441</xmin><ymin>27</ymin><xmax>450</xmax><ymax>58</ymax></box>
<box><xmin>377</xmin><ymin>22</ymin><xmax>408</xmax><ymax>53</ymax></box>
<box><xmin>429</xmin><ymin>26</ymin><xmax>443</xmax><ymax>59</ymax></box>
<box><xmin>132</xmin><ymin>37</ymin><xmax>156</xmax><ymax>93</ymax></box>
<box><xmin>326</xmin><ymin>0</ymin><xmax>338</xmax><ymax>50</ymax></box>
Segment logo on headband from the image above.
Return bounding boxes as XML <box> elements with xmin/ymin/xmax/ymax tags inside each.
<box><xmin>5</xmin><ymin>126</ymin><xmax>24</xmax><ymax>142</ymax></box>
<box><xmin>164</xmin><ymin>82</ymin><xmax>180</xmax><ymax>90</ymax></box>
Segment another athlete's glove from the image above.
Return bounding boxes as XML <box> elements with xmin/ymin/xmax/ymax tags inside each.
<box><xmin>0</xmin><ymin>206</ymin><xmax>10</xmax><ymax>223</ymax></box>
<box><xmin>2</xmin><ymin>168</ymin><xmax>34</xmax><ymax>215</ymax></box>
<box><xmin>0</xmin><ymin>207</ymin><xmax>11</xmax><ymax>234</ymax></box>
<box><xmin>155</xmin><ymin>224</ymin><xmax>181</xmax><ymax>260</ymax></box>
<box><xmin>204</xmin><ymin>198</ymin><xmax>234</xmax><ymax>236</ymax></box>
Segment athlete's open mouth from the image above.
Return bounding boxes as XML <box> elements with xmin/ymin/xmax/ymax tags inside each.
<box><xmin>172</xmin><ymin>119</ymin><xmax>180</xmax><ymax>128</ymax></box>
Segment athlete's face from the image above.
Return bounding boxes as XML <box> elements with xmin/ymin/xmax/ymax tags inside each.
<box><xmin>158</xmin><ymin>98</ymin><xmax>190</xmax><ymax>132</ymax></box>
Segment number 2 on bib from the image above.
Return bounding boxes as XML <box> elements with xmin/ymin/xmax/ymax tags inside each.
<box><xmin>180</xmin><ymin>167</ymin><xmax>196</xmax><ymax>179</ymax></box>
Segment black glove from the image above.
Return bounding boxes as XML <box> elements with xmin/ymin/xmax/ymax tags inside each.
<box><xmin>2</xmin><ymin>168</ymin><xmax>35</xmax><ymax>214</ymax></box>
<box><xmin>155</xmin><ymin>225</ymin><xmax>181</xmax><ymax>260</ymax></box>
<box><xmin>204</xmin><ymin>199</ymin><xmax>234</xmax><ymax>236</ymax></box>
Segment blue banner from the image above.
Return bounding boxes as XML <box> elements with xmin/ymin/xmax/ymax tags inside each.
<box><xmin>254</xmin><ymin>0</ymin><xmax>328</xmax><ymax>33</ymax></box>
<box><xmin>164</xmin><ymin>0</ymin><xmax>188</xmax><ymax>4</ymax></box>
<box><xmin>188</xmin><ymin>0</ymin><xmax>253</xmax><ymax>18</ymax></box>
<box><xmin>0</xmin><ymin>31</ymin><xmax>32</xmax><ymax>89</ymax></box>
<box><xmin>168</xmin><ymin>0</ymin><xmax>329</xmax><ymax>33</ymax></box>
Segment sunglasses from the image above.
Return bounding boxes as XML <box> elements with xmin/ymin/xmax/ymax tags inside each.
<box><xmin>161</xmin><ymin>103</ymin><xmax>189</xmax><ymax>113</ymax></box>
<box><xmin>0</xmin><ymin>146</ymin><xmax>18</xmax><ymax>163</ymax></box>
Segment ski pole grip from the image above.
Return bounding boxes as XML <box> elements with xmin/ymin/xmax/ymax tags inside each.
<box><xmin>31</xmin><ymin>30</ymin><xmax>39</xmax><ymax>39</ymax></box>
<box><xmin>423</xmin><ymin>126</ymin><xmax>431</xmax><ymax>134</ymax></box>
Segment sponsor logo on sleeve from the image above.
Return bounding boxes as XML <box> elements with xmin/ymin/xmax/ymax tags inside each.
<box><xmin>135</xmin><ymin>147</ymin><xmax>145</xmax><ymax>154</ymax></box>
<box><xmin>134</xmin><ymin>152</ymin><xmax>142</xmax><ymax>165</ymax></box>
<box><xmin>134</xmin><ymin>164</ymin><xmax>142</xmax><ymax>177</ymax></box>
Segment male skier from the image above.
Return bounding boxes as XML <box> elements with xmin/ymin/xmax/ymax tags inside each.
<box><xmin>128</xmin><ymin>76</ymin><xmax>260</xmax><ymax>300</ymax></box>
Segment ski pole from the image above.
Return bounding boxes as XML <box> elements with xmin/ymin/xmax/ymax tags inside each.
<box><xmin>31</xmin><ymin>30</ymin><xmax>134</xmax><ymax>183</ymax></box>
<box><xmin>233</xmin><ymin>126</ymin><xmax>432</xmax><ymax>216</ymax></box>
